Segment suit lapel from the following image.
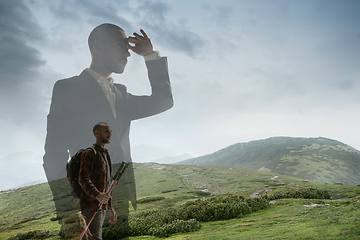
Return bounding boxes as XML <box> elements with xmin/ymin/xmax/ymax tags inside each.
<box><xmin>78</xmin><ymin>70</ymin><xmax>117</xmax><ymax>126</ymax></box>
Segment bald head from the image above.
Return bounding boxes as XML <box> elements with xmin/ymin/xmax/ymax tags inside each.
<box><xmin>88</xmin><ymin>23</ymin><xmax>124</xmax><ymax>54</ymax></box>
<box><xmin>88</xmin><ymin>23</ymin><xmax>130</xmax><ymax>76</ymax></box>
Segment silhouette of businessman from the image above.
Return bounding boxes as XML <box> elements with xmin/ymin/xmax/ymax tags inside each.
<box><xmin>43</xmin><ymin>23</ymin><xmax>173</xmax><ymax>237</ymax></box>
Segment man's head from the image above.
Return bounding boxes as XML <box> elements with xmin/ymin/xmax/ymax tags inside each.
<box><xmin>93</xmin><ymin>122</ymin><xmax>112</xmax><ymax>145</ymax></box>
<box><xmin>88</xmin><ymin>23</ymin><xmax>130</xmax><ymax>75</ymax></box>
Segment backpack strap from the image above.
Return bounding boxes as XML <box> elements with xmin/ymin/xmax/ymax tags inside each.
<box><xmin>86</xmin><ymin>146</ymin><xmax>111</xmax><ymax>186</ymax></box>
<box><xmin>86</xmin><ymin>147</ymin><xmax>99</xmax><ymax>166</ymax></box>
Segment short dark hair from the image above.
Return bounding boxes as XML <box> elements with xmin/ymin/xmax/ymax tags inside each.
<box><xmin>88</xmin><ymin>23</ymin><xmax>124</xmax><ymax>53</ymax></box>
<box><xmin>93</xmin><ymin>122</ymin><xmax>109</xmax><ymax>135</ymax></box>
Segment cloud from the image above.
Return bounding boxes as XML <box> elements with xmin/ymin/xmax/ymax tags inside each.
<box><xmin>0</xmin><ymin>1</ymin><xmax>48</xmax><ymax>123</ymax></box>
<box><xmin>29</xmin><ymin>0</ymin><xmax>205</xmax><ymax>57</ymax></box>
<box><xmin>144</xmin><ymin>22</ymin><xmax>205</xmax><ymax>57</ymax></box>
<box><xmin>201</xmin><ymin>4</ymin><xmax>233</xmax><ymax>29</ymax></box>
<box><xmin>47</xmin><ymin>0</ymin><xmax>132</xmax><ymax>29</ymax></box>
<box><xmin>0</xmin><ymin>35</ymin><xmax>44</xmax><ymax>86</ymax></box>
<box><xmin>26</xmin><ymin>0</ymin><xmax>134</xmax><ymax>57</ymax></box>
<box><xmin>0</xmin><ymin>0</ymin><xmax>44</xmax><ymax>41</ymax></box>
<box><xmin>0</xmin><ymin>1</ymin><xmax>45</xmax><ymax>85</ymax></box>
<box><xmin>134</xmin><ymin>0</ymin><xmax>205</xmax><ymax>57</ymax></box>
<box><xmin>1</xmin><ymin>0</ymin><xmax>360</xmax><ymax>188</ymax></box>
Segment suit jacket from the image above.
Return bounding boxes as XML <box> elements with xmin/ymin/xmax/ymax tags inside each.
<box><xmin>43</xmin><ymin>57</ymin><xmax>173</xmax><ymax>209</ymax></box>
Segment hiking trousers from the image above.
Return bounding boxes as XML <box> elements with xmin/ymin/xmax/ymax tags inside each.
<box><xmin>81</xmin><ymin>209</ymin><xmax>106</xmax><ymax>240</ymax></box>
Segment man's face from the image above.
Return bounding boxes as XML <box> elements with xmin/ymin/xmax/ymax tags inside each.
<box><xmin>102</xmin><ymin>29</ymin><xmax>130</xmax><ymax>74</ymax></box>
<box><xmin>98</xmin><ymin>125</ymin><xmax>112</xmax><ymax>144</ymax></box>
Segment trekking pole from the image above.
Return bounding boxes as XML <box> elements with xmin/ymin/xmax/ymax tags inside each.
<box><xmin>77</xmin><ymin>161</ymin><xmax>130</xmax><ymax>240</ymax></box>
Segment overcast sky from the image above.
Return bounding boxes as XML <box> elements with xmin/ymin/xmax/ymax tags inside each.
<box><xmin>1</xmin><ymin>0</ymin><xmax>360</xmax><ymax>188</ymax></box>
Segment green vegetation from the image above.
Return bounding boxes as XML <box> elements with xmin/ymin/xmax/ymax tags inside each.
<box><xmin>136</xmin><ymin>196</ymin><xmax>165</xmax><ymax>204</ymax></box>
<box><xmin>266</xmin><ymin>187</ymin><xmax>331</xmax><ymax>200</ymax></box>
<box><xmin>1</xmin><ymin>163</ymin><xmax>360</xmax><ymax>239</ymax></box>
<box><xmin>8</xmin><ymin>230</ymin><xmax>57</xmax><ymax>240</ymax></box>
<box><xmin>178</xmin><ymin>136</ymin><xmax>360</xmax><ymax>185</ymax></box>
<box><xmin>115</xmin><ymin>194</ymin><xmax>268</xmax><ymax>238</ymax></box>
<box><xmin>134</xmin><ymin>197</ymin><xmax>360</xmax><ymax>240</ymax></box>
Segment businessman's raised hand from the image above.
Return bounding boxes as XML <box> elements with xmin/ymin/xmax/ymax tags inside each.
<box><xmin>128</xmin><ymin>29</ymin><xmax>154</xmax><ymax>56</ymax></box>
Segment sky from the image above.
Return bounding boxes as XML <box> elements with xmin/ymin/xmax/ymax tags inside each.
<box><xmin>0</xmin><ymin>0</ymin><xmax>360</xmax><ymax>189</ymax></box>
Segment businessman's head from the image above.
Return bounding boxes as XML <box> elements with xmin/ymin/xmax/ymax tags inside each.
<box><xmin>88</xmin><ymin>23</ymin><xmax>130</xmax><ymax>76</ymax></box>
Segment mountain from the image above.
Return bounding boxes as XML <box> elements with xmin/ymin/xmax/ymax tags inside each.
<box><xmin>152</xmin><ymin>153</ymin><xmax>193</xmax><ymax>164</ymax></box>
<box><xmin>131</xmin><ymin>144</ymin><xmax>192</xmax><ymax>163</ymax></box>
<box><xmin>177</xmin><ymin>136</ymin><xmax>360</xmax><ymax>185</ymax></box>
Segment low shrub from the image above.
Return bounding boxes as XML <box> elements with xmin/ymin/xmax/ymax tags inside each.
<box><xmin>103</xmin><ymin>193</ymin><xmax>267</xmax><ymax>238</ymax></box>
<box><xmin>246</xmin><ymin>196</ymin><xmax>269</xmax><ymax>212</ymax></box>
<box><xmin>102</xmin><ymin>188</ymin><xmax>330</xmax><ymax>239</ymax></box>
<box><xmin>148</xmin><ymin>219</ymin><xmax>201</xmax><ymax>237</ymax></box>
<box><xmin>102</xmin><ymin>215</ymin><xmax>130</xmax><ymax>240</ymax></box>
<box><xmin>191</xmin><ymin>190</ymin><xmax>212</xmax><ymax>197</ymax></box>
<box><xmin>50</xmin><ymin>216</ymin><xmax>62</xmax><ymax>221</ymax></box>
<box><xmin>137</xmin><ymin>196</ymin><xmax>165</xmax><ymax>204</ymax></box>
<box><xmin>175</xmin><ymin>194</ymin><xmax>259</xmax><ymax>221</ymax></box>
<box><xmin>8</xmin><ymin>230</ymin><xmax>53</xmax><ymax>240</ymax></box>
<box><xmin>267</xmin><ymin>187</ymin><xmax>331</xmax><ymax>200</ymax></box>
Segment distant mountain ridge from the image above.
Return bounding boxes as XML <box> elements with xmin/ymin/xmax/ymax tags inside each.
<box><xmin>177</xmin><ymin>136</ymin><xmax>360</xmax><ymax>185</ymax></box>
<box><xmin>131</xmin><ymin>144</ymin><xmax>192</xmax><ymax>163</ymax></box>
<box><xmin>151</xmin><ymin>154</ymin><xmax>193</xmax><ymax>164</ymax></box>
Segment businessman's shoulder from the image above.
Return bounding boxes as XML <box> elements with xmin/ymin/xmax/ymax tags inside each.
<box><xmin>53</xmin><ymin>71</ymin><xmax>93</xmax><ymax>93</ymax></box>
<box><xmin>55</xmin><ymin>71</ymin><xmax>91</xmax><ymax>86</ymax></box>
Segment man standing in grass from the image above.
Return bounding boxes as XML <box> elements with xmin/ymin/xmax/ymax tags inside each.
<box><xmin>43</xmin><ymin>23</ymin><xmax>173</xmax><ymax>238</ymax></box>
<box><xmin>79</xmin><ymin>122</ymin><xmax>115</xmax><ymax>240</ymax></box>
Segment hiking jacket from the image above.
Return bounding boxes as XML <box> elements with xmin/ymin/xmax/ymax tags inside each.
<box><xmin>78</xmin><ymin>144</ymin><xmax>113</xmax><ymax>211</ymax></box>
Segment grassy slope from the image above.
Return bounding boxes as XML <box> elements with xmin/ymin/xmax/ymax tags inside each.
<box><xmin>129</xmin><ymin>197</ymin><xmax>360</xmax><ymax>239</ymax></box>
<box><xmin>178</xmin><ymin>137</ymin><xmax>360</xmax><ymax>185</ymax></box>
<box><xmin>0</xmin><ymin>183</ymin><xmax>62</xmax><ymax>239</ymax></box>
<box><xmin>1</xmin><ymin>163</ymin><xmax>360</xmax><ymax>239</ymax></box>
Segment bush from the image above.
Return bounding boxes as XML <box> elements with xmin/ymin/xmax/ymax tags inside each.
<box><xmin>191</xmin><ymin>190</ymin><xmax>212</xmax><ymax>197</ymax></box>
<box><xmin>102</xmin><ymin>188</ymin><xmax>331</xmax><ymax>239</ymax></box>
<box><xmin>267</xmin><ymin>188</ymin><xmax>331</xmax><ymax>200</ymax></box>
<box><xmin>175</xmin><ymin>194</ymin><xmax>257</xmax><ymax>222</ymax></box>
<box><xmin>50</xmin><ymin>216</ymin><xmax>63</xmax><ymax>221</ymax></box>
<box><xmin>246</xmin><ymin>196</ymin><xmax>269</xmax><ymax>212</ymax></box>
<box><xmin>148</xmin><ymin>219</ymin><xmax>201</xmax><ymax>237</ymax></box>
<box><xmin>8</xmin><ymin>230</ymin><xmax>53</xmax><ymax>240</ymax></box>
<box><xmin>102</xmin><ymin>215</ymin><xmax>130</xmax><ymax>240</ymax></box>
<box><xmin>103</xmin><ymin>193</ymin><xmax>267</xmax><ymax>238</ymax></box>
<box><xmin>129</xmin><ymin>210</ymin><xmax>173</xmax><ymax>237</ymax></box>
<box><xmin>137</xmin><ymin>196</ymin><xmax>165</xmax><ymax>204</ymax></box>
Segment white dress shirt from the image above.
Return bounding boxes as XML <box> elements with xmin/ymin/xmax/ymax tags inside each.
<box><xmin>85</xmin><ymin>51</ymin><xmax>161</xmax><ymax>119</ymax></box>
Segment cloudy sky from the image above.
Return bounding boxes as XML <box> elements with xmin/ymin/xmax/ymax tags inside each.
<box><xmin>1</xmin><ymin>0</ymin><xmax>360</xmax><ymax>189</ymax></box>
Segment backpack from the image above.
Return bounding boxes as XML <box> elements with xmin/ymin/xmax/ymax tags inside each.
<box><xmin>66</xmin><ymin>147</ymin><xmax>98</xmax><ymax>199</ymax></box>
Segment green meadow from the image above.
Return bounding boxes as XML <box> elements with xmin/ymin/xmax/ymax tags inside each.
<box><xmin>1</xmin><ymin>163</ymin><xmax>359</xmax><ymax>239</ymax></box>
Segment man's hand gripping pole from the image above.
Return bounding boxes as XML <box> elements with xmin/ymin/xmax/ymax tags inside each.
<box><xmin>78</xmin><ymin>162</ymin><xmax>130</xmax><ymax>240</ymax></box>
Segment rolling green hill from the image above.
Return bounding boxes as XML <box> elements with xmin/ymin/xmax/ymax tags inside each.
<box><xmin>177</xmin><ymin>136</ymin><xmax>360</xmax><ymax>185</ymax></box>
<box><xmin>1</xmin><ymin>163</ymin><xmax>360</xmax><ymax>239</ymax></box>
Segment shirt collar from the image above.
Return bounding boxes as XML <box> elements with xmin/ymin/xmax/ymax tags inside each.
<box><xmin>85</xmin><ymin>68</ymin><xmax>114</xmax><ymax>85</ymax></box>
<box><xmin>93</xmin><ymin>144</ymin><xmax>108</xmax><ymax>153</ymax></box>
<box><xmin>85</xmin><ymin>68</ymin><xmax>103</xmax><ymax>81</ymax></box>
